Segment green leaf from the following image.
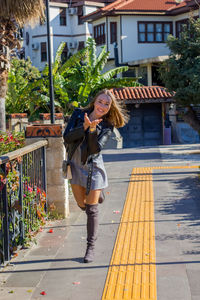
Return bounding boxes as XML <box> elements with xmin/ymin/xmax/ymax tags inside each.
<box><xmin>72</xmin><ymin>101</ymin><xmax>78</xmax><ymax>107</ymax></box>
<box><xmin>86</xmin><ymin>37</ymin><xmax>96</xmax><ymax>69</ymax></box>
<box><xmin>55</xmin><ymin>42</ymin><xmax>66</xmax><ymax>65</ymax></box>
<box><xmin>59</xmin><ymin>48</ymin><xmax>86</xmax><ymax>75</ymax></box>
<box><xmin>102</xmin><ymin>66</ymin><xmax>129</xmax><ymax>80</ymax></box>
<box><xmin>94</xmin><ymin>47</ymin><xmax>110</xmax><ymax>75</ymax></box>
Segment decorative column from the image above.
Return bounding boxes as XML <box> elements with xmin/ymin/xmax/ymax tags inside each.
<box><xmin>147</xmin><ymin>63</ymin><xmax>152</xmax><ymax>86</ymax></box>
<box><xmin>25</xmin><ymin>124</ymin><xmax>69</xmax><ymax>218</ymax></box>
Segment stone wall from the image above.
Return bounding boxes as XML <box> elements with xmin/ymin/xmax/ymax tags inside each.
<box><xmin>25</xmin><ymin>124</ymin><xmax>69</xmax><ymax>218</ymax></box>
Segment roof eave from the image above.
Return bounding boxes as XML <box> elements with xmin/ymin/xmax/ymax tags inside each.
<box><xmin>82</xmin><ymin>10</ymin><xmax>106</xmax><ymax>22</ymax></box>
<box><xmin>83</xmin><ymin>9</ymin><xmax>168</xmax><ymax>21</ymax></box>
<box><xmin>124</xmin><ymin>98</ymin><xmax>174</xmax><ymax>104</ymax></box>
<box><xmin>167</xmin><ymin>5</ymin><xmax>198</xmax><ymax>16</ymax></box>
<box><xmin>112</xmin><ymin>9</ymin><xmax>166</xmax><ymax>15</ymax></box>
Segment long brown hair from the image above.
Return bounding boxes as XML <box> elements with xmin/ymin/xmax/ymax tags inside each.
<box><xmin>86</xmin><ymin>89</ymin><xmax>129</xmax><ymax>128</ymax></box>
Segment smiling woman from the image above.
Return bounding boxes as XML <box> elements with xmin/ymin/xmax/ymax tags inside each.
<box><xmin>63</xmin><ymin>89</ymin><xmax>128</xmax><ymax>263</ymax></box>
<box><xmin>91</xmin><ymin>93</ymin><xmax>112</xmax><ymax>119</ymax></box>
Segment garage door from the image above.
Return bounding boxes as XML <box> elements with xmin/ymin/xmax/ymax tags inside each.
<box><xmin>119</xmin><ymin>103</ymin><xmax>162</xmax><ymax>147</ymax></box>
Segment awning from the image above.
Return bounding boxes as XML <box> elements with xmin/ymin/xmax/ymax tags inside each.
<box><xmin>111</xmin><ymin>86</ymin><xmax>175</xmax><ymax>104</ymax></box>
<box><xmin>128</xmin><ymin>55</ymin><xmax>169</xmax><ymax>66</ymax></box>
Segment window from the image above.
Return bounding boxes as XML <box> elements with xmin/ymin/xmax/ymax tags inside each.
<box><xmin>176</xmin><ymin>16</ymin><xmax>198</xmax><ymax>38</ymax></box>
<box><xmin>61</xmin><ymin>43</ymin><xmax>68</xmax><ymax>62</ymax></box>
<box><xmin>41</xmin><ymin>42</ymin><xmax>47</xmax><ymax>62</ymax></box>
<box><xmin>176</xmin><ymin>19</ymin><xmax>188</xmax><ymax>38</ymax></box>
<box><xmin>26</xmin><ymin>32</ymin><xmax>29</xmax><ymax>46</ymax></box>
<box><xmin>122</xmin><ymin>68</ymin><xmax>136</xmax><ymax>78</ymax></box>
<box><xmin>138</xmin><ymin>66</ymin><xmax>148</xmax><ymax>85</ymax></box>
<box><xmin>94</xmin><ymin>23</ymin><xmax>105</xmax><ymax>45</ymax></box>
<box><xmin>138</xmin><ymin>22</ymin><xmax>172</xmax><ymax>43</ymax></box>
<box><xmin>78</xmin><ymin>6</ymin><xmax>84</xmax><ymax>25</ymax></box>
<box><xmin>78</xmin><ymin>41</ymin><xmax>85</xmax><ymax>50</ymax></box>
<box><xmin>110</xmin><ymin>22</ymin><xmax>117</xmax><ymax>44</ymax></box>
<box><xmin>19</xmin><ymin>47</ymin><xmax>25</xmax><ymax>60</ymax></box>
<box><xmin>60</xmin><ymin>8</ymin><xmax>66</xmax><ymax>26</ymax></box>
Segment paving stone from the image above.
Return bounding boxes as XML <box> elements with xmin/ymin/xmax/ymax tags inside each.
<box><xmin>0</xmin><ymin>145</ymin><xmax>200</xmax><ymax>300</ymax></box>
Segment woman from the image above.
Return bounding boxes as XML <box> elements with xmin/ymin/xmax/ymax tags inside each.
<box><xmin>63</xmin><ymin>89</ymin><xmax>128</xmax><ymax>263</ymax></box>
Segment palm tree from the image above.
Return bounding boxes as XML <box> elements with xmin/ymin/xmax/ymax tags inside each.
<box><xmin>0</xmin><ymin>0</ymin><xmax>45</xmax><ymax>131</ymax></box>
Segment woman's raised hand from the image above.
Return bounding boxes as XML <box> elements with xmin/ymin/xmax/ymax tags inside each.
<box><xmin>83</xmin><ymin>113</ymin><xmax>102</xmax><ymax>131</ymax></box>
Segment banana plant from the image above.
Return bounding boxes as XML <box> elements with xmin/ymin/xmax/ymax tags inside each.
<box><xmin>25</xmin><ymin>41</ymin><xmax>87</xmax><ymax>115</ymax></box>
<box><xmin>17</xmin><ymin>38</ymin><xmax>140</xmax><ymax>117</ymax></box>
<box><xmin>63</xmin><ymin>37</ymin><xmax>140</xmax><ymax>108</ymax></box>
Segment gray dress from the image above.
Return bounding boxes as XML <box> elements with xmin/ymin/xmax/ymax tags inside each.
<box><xmin>70</xmin><ymin>145</ymin><xmax>108</xmax><ymax>190</ymax></box>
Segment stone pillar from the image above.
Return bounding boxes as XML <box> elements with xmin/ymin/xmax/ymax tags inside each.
<box><xmin>169</xmin><ymin>103</ymin><xmax>179</xmax><ymax>143</ymax></box>
<box><xmin>25</xmin><ymin>124</ymin><xmax>69</xmax><ymax>218</ymax></box>
<box><xmin>6</xmin><ymin>113</ymin><xmax>28</xmax><ymax>132</ymax></box>
<box><xmin>147</xmin><ymin>64</ymin><xmax>152</xmax><ymax>86</ymax></box>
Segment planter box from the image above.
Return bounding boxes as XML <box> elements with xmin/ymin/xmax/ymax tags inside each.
<box><xmin>25</xmin><ymin>124</ymin><xmax>63</xmax><ymax>138</ymax></box>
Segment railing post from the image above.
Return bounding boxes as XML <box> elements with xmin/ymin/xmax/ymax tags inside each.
<box><xmin>19</xmin><ymin>162</ymin><xmax>25</xmax><ymax>243</ymax></box>
<box><xmin>2</xmin><ymin>163</ymin><xmax>10</xmax><ymax>262</ymax></box>
<box><xmin>42</xmin><ymin>146</ymin><xmax>47</xmax><ymax>211</ymax></box>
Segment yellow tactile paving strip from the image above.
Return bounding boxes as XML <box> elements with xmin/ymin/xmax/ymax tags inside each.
<box><xmin>102</xmin><ymin>165</ymin><xmax>199</xmax><ymax>300</ymax></box>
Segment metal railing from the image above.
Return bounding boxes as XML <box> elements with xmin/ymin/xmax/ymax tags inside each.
<box><xmin>0</xmin><ymin>140</ymin><xmax>48</xmax><ymax>264</ymax></box>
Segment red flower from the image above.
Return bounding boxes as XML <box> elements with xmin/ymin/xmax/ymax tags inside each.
<box><xmin>28</xmin><ymin>186</ymin><xmax>33</xmax><ymax>193</ymax></box>
<box><xmin>40</xmin><ymin>291</ymin><xmax>47</xmax><ymax>295</ymax></box>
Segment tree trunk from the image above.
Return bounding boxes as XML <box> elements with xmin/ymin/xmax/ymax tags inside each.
<box><xmin>0</xmin><ymin>18</ymin><xmax>17</xmax><ymax>132</ymax></box>
<box><xmin>0</xmin><ymin>70</ymin><xmax>8</xmax><ymax>132</ymax></box>
<box><xmin>183</xmin><ymin>106</ymin><xmax>200</xmax><ymax>134</ymax></box>
<box><xmin>0</xmin><ymin>97</ymin><xmax>6</xmax><ymax>132</ymax></box>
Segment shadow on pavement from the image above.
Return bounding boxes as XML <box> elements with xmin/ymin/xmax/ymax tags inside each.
<box><xmin>156</xmin><ymin>172</ymin><xmax>200</xmax><ymax>254</ymax></box>
<box><xmin>103</xmin><ymin>152</ymin><xmax>161</xmax><ymax>162</ymax></box>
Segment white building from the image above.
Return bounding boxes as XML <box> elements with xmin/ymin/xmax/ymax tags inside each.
<box><xmin>21</xmin><ymin>0</ymin><xmax>200</xmax><ymax>146</ymax></box>
<box><xmin>83</xmin><ymin>0</ymin><xmax>200</xmax><ymax>85</ymax></box>
<box><xmin>82</xmin><ymin>0</ymin><xmax>200</xmax><ymax>146</ymax></box>
<box><xmin>22</xmin><ymin>0</ymin><xmax>112</xmax><ymax>70</ymax></box>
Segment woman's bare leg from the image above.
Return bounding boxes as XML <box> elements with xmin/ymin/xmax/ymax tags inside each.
<box><xmin>86</xmin><ymin>189</ymin><xmax>101</xmax><ymax>205</ymax></box>
<box><xmin>71</xmin><ymin>184</ymin><xmax>86</xmax><ymax>209</ymax></box>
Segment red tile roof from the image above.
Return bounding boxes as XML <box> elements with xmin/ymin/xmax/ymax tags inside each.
<box><xmin>50</xmin><ymin>0</ymin><xmax>114</xmax><ymax>3</ymax></box>
<box><xmin>101</xmin><ymin>0</ymin><xmax>187</xmax><ymax>12</ymax></box>
<box><xmin>111</xmin><ymin>86</ymin><xmax>174</xmax><ymax>103</ymax></box>
<box><xmin>83</xmin><ymin>0</ymin><xmax>197</xmax><ymax>20</ymax></box>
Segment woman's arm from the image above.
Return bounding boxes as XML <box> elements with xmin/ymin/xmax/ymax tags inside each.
<box><xmin>63</xmin><ymin>109</ymin><xmax>85</xmax><ymax>144</ymax></box>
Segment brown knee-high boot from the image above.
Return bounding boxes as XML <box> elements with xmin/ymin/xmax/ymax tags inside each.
<box><xmin>84</xmin><ymin>204</ymin><xmax>99</xmax><ymax>263</ymax></box>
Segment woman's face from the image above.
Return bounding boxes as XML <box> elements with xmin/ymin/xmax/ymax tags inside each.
<box><xmin>93</xmin><ymin>93</ymin><xmax>112</xmax><ymax>118</ymax></box>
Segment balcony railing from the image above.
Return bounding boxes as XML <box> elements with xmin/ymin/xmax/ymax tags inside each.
<box><xmin>0</xmin><ymin>140</ymin><xmax>48</xmax><ymax>265</ymax></box>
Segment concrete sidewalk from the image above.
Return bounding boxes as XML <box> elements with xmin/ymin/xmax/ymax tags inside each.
<box><xmin>0</xmin><ymin>144</ymin><xmax>200</xmax><ymax>300</ymax></box>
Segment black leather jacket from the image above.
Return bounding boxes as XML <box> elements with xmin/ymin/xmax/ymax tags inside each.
<box><xmin>63</xmin><ymin>108</ymin><xmax>113</xmax><ymax>165</ymax></box>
